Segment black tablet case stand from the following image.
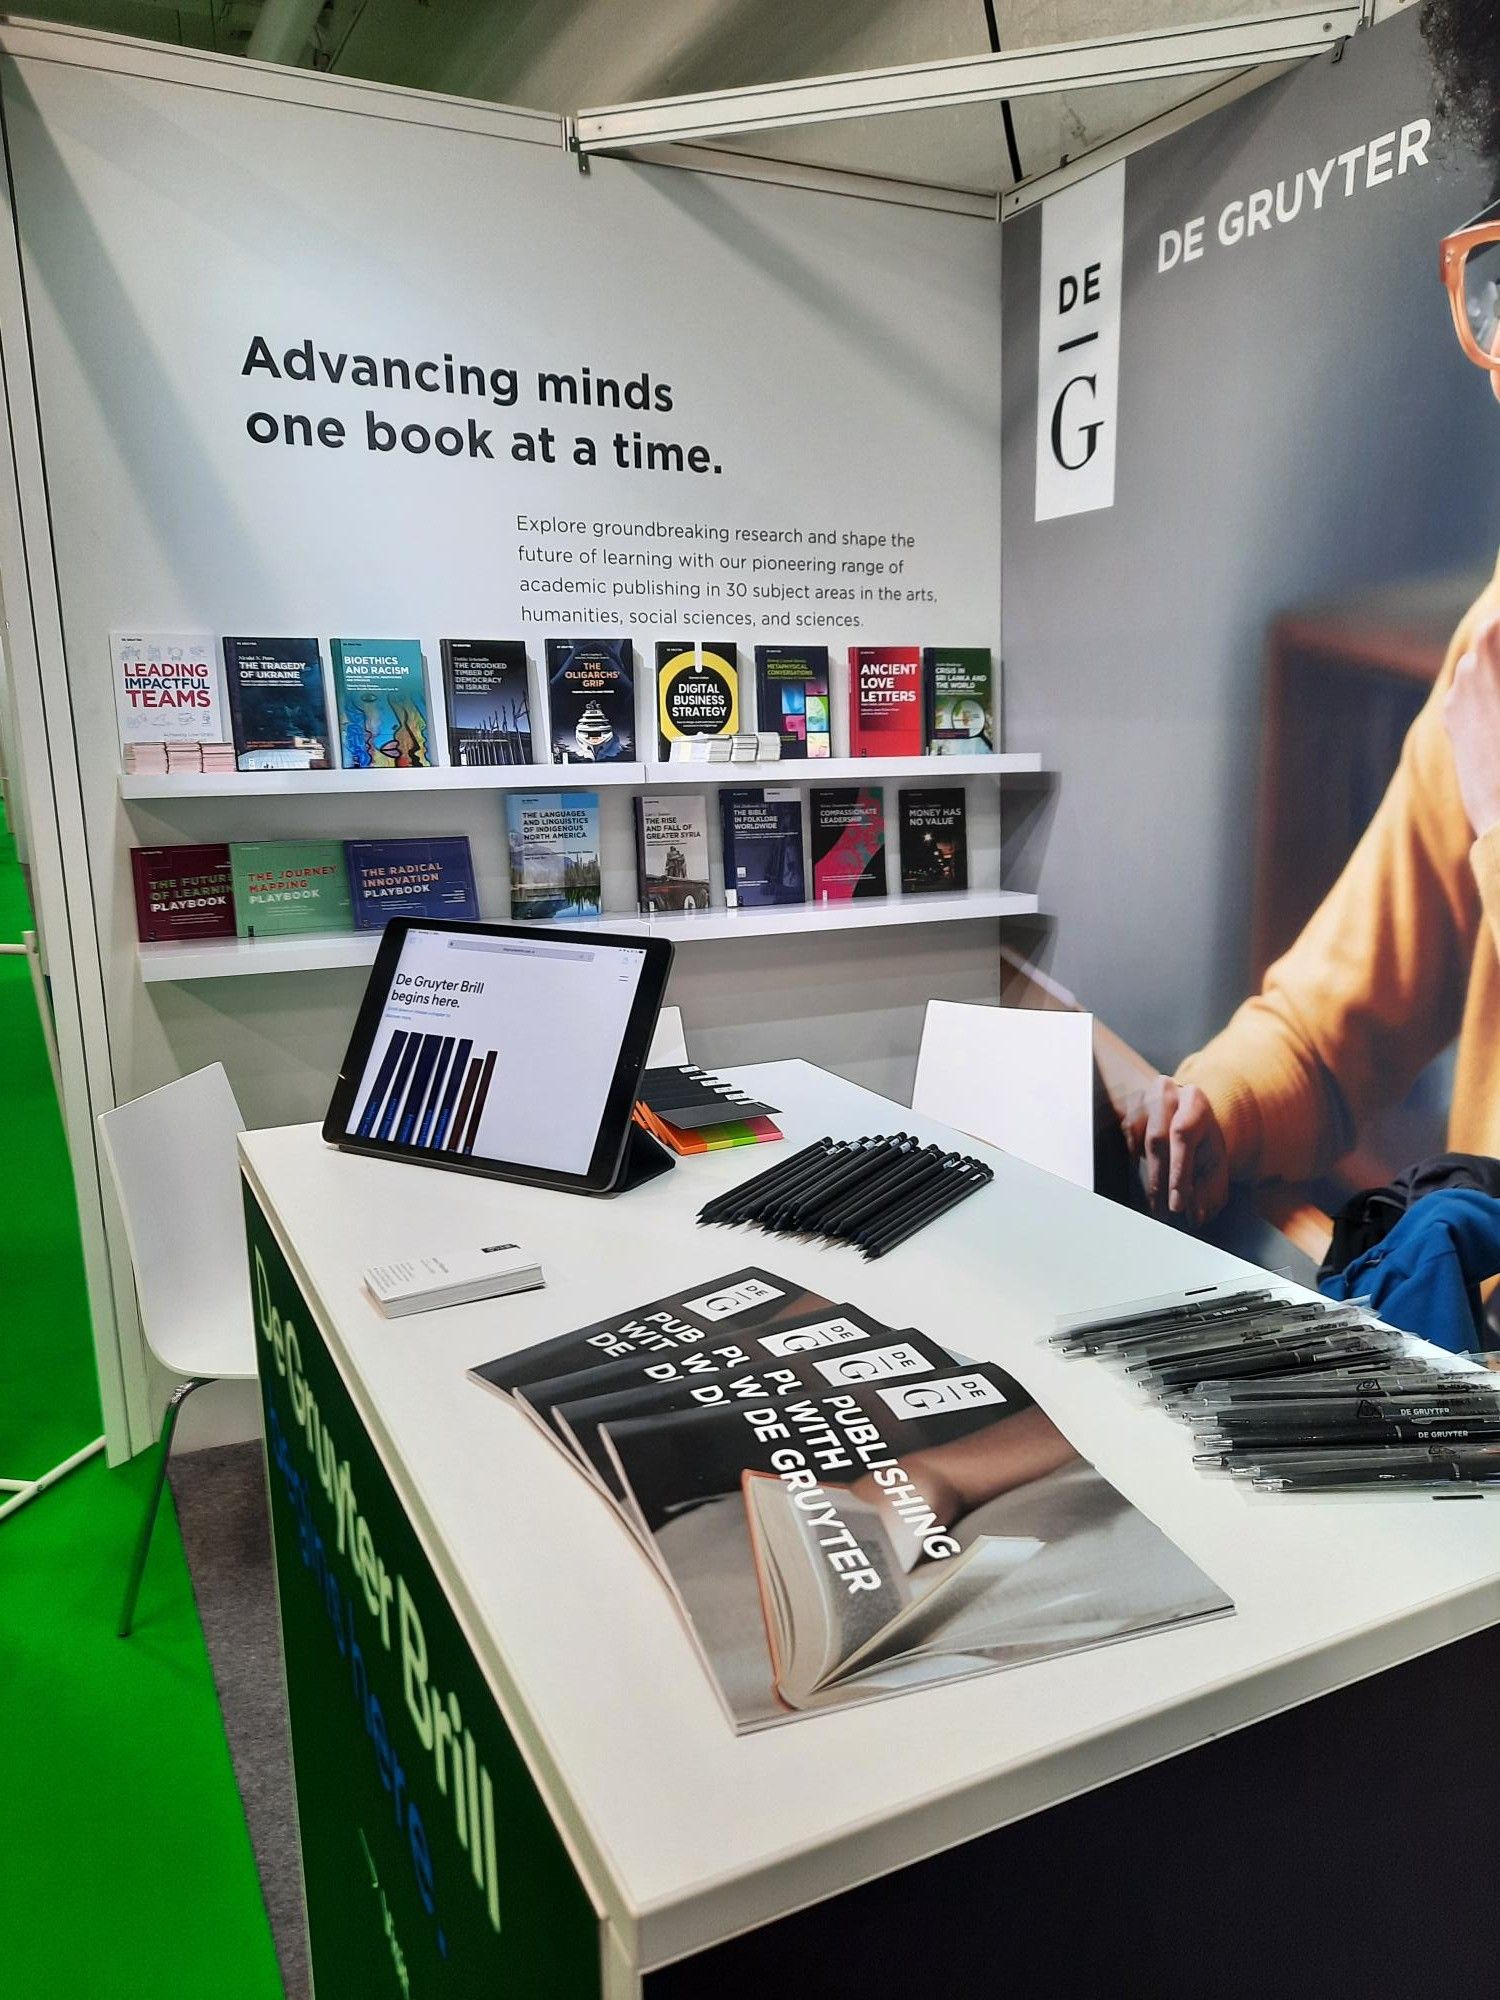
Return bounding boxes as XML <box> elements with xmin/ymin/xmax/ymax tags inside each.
<box><xmin>603</xmin><ymin>1119</ymin><xmax>675</xmax><ymax>1196</ymax></box>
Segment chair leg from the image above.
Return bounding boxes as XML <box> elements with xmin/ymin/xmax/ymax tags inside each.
<box><xmin>118</xmin><ymin>1378</ymin><xmax>206</xmax><ymax>1639</ymax></box>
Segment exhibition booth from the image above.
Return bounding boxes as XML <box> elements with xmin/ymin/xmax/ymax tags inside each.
<box><xmin>4</xmin><ymin>4</ymin><xmax>1500</xmax><ymax>1995</ymax></box>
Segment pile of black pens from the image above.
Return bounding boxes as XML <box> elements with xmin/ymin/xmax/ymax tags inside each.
<box><xmin>1051</xmin><ymin>1284</ymin><xmax>1500</xmax><ymax>1493</ymax></box>
<box><xmin>699</xmin><ymin>1133</ymin><xmax>993</xmax><ymax>1259</ymax></box>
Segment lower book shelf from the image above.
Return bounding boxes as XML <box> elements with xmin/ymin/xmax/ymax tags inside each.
<box><xmin>135</xmin><ymin>889</ymin><xmax>1041</xmax><ymax>981</ymax></box>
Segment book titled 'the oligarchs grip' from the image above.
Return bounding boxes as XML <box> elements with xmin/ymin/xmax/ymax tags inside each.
<box><xmin>924</xmin><ymin>646</ymin><xmax>995</xmax><ymax>755</ymax></box>
<box><xmin>753</xmin><ymin>646</ymin><xmax>830</xmax><ymax>759</ymax></box>
<box><xmin>229</xmin><ymin>839</ymin><xmax>353</xmax><ymax>939</ymax></box>
<box><xmin>345</xmin><ymin>837</ymin><xmax>480</xmax><ymax>931</ymax></box>
<box><xmin>849</xmin><ymin>645</ymin><xmax>924</xmax><ymax>758</ymax></box>
<box><xmin>810</xmin><ymin>786</ymin><xmax>887</xmax><ymax>902</ymax></box>
<box><xmin>657</xmin><ymin>642</ymin><xmax>740</xmax><ymax>761</ymax></box>
<box><xmin>440</xmin><ymin>640</ymin><xmax>533</xmax><ymax>767</ymax></box>
<box><xmin>130</xmin><ymin>843</ymin><xmax>235</xmax><ymax>943</ymax></box>
<box><xmin>330</xmin><ymin>638</ymin><xmax>432</xmax><ymax>769</ymax></box>
<box><xmin>898</xmin><ymin>787</ymin><xmax>968</xmax><ymax>894</ymax></box>
<box><xmin>505</xmin><ymin>791</ymin><xmax>602</xmax><ymax>921</ymax></box>
<box><xmin>720</xmin><ymin>787</ymin><xmax>805</xmax><ymax>908</ymax></box>
<box><xmin>545</xmin><ymin>638</ymin><xmax>636</xmax><ymax>763</ymax></box>
<box><xmin>634</xmin><ymin>793</ymin><xmax>711</xmax><ymax>913</ymax></box>
<box><xmin>223</xmin><ymin>636</ymin><xmax>333</xmax><ymax>772</ymax></box>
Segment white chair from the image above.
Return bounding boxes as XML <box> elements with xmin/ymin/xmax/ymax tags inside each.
<box><xmin>913</xmin><ymin>1000</ymin><xmax>1096</xmax><ymax>1191</ymax></box>
<box><xmin>96</xmin><ymin>1063</ymin><xmax>257</xmax><ymax>1637</ymax></box>
<box><xmin>646</xmin><ymin>1003</ymin><xmax>689</xmax><ymax>1068</ymax></box>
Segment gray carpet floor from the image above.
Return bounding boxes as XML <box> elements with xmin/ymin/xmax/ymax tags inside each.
<box><xmin>168</xmin><ymin>1441</ymin><xmax>310</xmax><ymax>2000</ymax></box>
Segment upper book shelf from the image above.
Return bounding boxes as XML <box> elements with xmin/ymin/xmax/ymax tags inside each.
<box><xmin>119</xmin><ymin>751</ymin><xmax>1042</xmax><ymax>799</ymax></box>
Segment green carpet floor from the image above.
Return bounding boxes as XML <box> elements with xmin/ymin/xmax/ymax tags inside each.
<box><xmin>0</xmin><ymin>802</ymin><xmax>284</xmax><ymax>1998</ymax></box>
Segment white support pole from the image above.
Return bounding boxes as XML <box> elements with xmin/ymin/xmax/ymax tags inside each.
<box><xmin>0</xmin><ymin>1436</ymin><xmax>107</xmax><ymax>1524</ymax></box>
<box><xmin>576</xmin><ymin>8</ymin><xmax>1366</xmax><ymax>155</ymax></box>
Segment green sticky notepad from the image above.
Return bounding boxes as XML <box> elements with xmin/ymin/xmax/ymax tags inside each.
<box><xmin>230</xmin><ymin>839</ymin><xmax>353</xmax><ymax>938</ymax></box>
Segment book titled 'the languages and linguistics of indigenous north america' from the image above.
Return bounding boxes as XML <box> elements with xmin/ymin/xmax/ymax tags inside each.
<box><xmin>345</xmin><ymin>837</ymin><xmax>480</xmax><ymax>930</ymax></box>
<box><xmin>440</xmin><ymin>639</ymin><xmax>533</xmax><ymax>767</ymax></box>
<box><xmin>849</xmin><ymin>645</ymin><xmax>924</xmax><ymax>758</ymax></box>
<box><xmin>130</xmin><ymin>843</ymin><xmax>235</xmax><ymax>943</ymax></box>
<box><xmin>545</xmin><ymin>638</ymin><xmax>636</xmax><ymax>763</ymax></box>
<box><xmin>505</xmin><ymin>791</ymin><xmax>602</xmax><ymax>920</ymax></box>
<box><xmin>810</xmin><ymin>786</ymin><xmax>887</xmax><ymax>902</ymax></box>
<box><xmin>330</xmin><ymin>638</ymin><xmax>432</xmax><ymax>769</ymax></box>
<box><xmin>634</xmin><ymin>793</ymin><xmax>711</xmax><ymax>913</ymax></box>
<box><xmin>229</xmin><ymin>839</ymin><xmax>353</xmax><ymax>939</ymax></box>
<box><xmin>720</xmin><ymin>787</ymin><xmax>805</xmax><ymax>907</ymax></box>
<box><xmin>223</xmin><ymin>636</ymin><xmax>333</xmax><ymax>772</ymax></box>
<box><xmin>468</xmin><ymin>1267</ymin><xmax>1234</xmax><ymax>1732</ymax></box>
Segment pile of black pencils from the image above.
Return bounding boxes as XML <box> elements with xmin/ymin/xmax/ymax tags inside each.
<box><xmin>699</xmin><ymin>1133</ymin><xmax>992</xmax><ymax>1259</ymax></box>
<box><xmin>1051</xmin><ymin>1284</ymin><xmax>1500</xmax><ymax>1492</ymax></box>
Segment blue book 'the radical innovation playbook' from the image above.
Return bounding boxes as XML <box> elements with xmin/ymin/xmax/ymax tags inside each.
<box><xmin>345</xmin><ymin>837</ymin><xmax>480</xmax><ymax>930</ymax></box>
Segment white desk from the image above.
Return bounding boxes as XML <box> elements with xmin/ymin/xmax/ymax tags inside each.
<box><xmin>240</xmin><ymin>1060</ymin><xmax>1500</xmax><ymax>1997</ymax></box>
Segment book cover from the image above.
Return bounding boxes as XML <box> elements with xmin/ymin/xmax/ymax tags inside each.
<box><xmin>440</xmin><ymin>639</ymin><xmax>533</xmax><ymax>767</ymax></box>
<box><xmin>753</xmin><ymin>647</ymin><xmax>830</xmax><ymax>760</ymax></box>
<box><xmin>849</xmin><ymin>646</ymin><xmax>924</xmax><ymax>758</ymax></box>
<box><xmin>634</xmin><ymin>793</ymin><xmax>711</xmax><ymax>913</ymax></box>
<box><xmin>129</xmin><ymin>843</ymin><xmax>234</xmax><ymax>943</ymax></box>
<box><xmin>602</xmin><ymin>1357</ymin><xmax>1232</xmax><ymax>1731</ymax></box>
<box><xmin>345</xmin><ymin>837</ymin><xmax>479</xmax><ymax>930</ymax></box>
<box><xmin>505</xmin><ymin>792</ymin><xmax>601</xmax><ymax>921</ymax></box>
<box><xmin>924</xmin><ymin>646</ymin><xmax>995</xmax><ymax>755</ymax></box>
<box><xmin>330</xmin><ymin>638</ymin><xmax>432</xmax><ymax>768</ymax></box>
<box><xmin>810</xmin><ymin>787</ymin><xmax>887</xmax><ymax>902</ymax></box>
<box><xmin>720</xmin><ymin>788</ymin><xmax>805</xmax><ymax>908</ymax></box>
<box><xmin>544</xmin><ymin>638</ymin><xmax>636</xmax><ymax>762</ymax></box>
<box><xmin>656</xmin><ymin>642</ymin><xmax>740</xmax><ymax>760</ymax></box>
<box><xmin>229</xmin><ymin>839</ymin><xmax>352</xmax><ymax>938</ymax></box>
<box><xmin>470</xmin><ymin>1268</ymin><xmax>835</xmax><ymax>1399</ymax></box>
<box><xmin>223</xmin><ymin>637</ymin><xmax>332</xmax><ymax>771</ymax></box>
<box><xmin>111</xmin><ymin>633</ymin><xmax>225</xmax><ymax>753</ymax></box>
<box><xmin>898</xmin><ymin>787</ymin><xmax>968</xmax><ymax>894</ymax></box>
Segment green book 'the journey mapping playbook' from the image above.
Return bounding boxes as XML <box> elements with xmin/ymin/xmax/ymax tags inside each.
<box><xmin>230</xmin><ymin>839</ymin><xmax>353</xmax><ymax>938</ymax></box>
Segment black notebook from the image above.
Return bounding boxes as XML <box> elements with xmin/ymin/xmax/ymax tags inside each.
<box><xmin>638</xmin><ymin>1065</ymin><xmax>778</xmax><ymax>1131</ymax></box>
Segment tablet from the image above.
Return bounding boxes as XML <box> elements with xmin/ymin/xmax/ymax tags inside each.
<box><xmin>323</xmin><ymin>919</ymin><xmax>674</xmax><ymax>1194</ymax></box>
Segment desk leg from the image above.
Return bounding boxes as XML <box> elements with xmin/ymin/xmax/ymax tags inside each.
<box><xmin>246</xmin><ymin>1185</ymin><xmax>607</xmax><ymax>1998</ymax></box>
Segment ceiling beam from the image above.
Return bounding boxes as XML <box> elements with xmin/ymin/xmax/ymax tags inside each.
<box><xmin>575</xmin><ymin>7</ymin><xmax>1368</xmax><ymax>155</ymax></box>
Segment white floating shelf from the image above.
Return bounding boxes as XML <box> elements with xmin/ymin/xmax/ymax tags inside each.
<box><xmin>119</xmin><ymin>751</ymin><xmax>1041</xmax><ymax>801</ymax></box>
<box><xmin>136</xmin><ymin>891</ymin><xmax>1040</xmax><ymax>982</ymax></box>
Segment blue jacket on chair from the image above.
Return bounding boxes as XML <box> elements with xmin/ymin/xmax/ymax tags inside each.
<box><xmin>1319</xmin><ymin>1187</ymin><xmax>1500</xmax><ymax>1355</ymax></box>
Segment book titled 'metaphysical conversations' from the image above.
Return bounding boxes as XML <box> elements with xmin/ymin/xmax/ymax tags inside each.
<box><xmin>330</xmin><ymin>638</ymin><xmax>432</xmax><ymax>769</ymax></box>
<box><xmin>223</xmin><ymin>636</ymin><xmax>333</xmax><ymax>771</ymax></box>
<box><xmin>753</xmin><ymin>646</ymin><xmax>830</xmax><ymax>759</ymax></box>
<box><xmin>657</xmin><ymin>642</ymin><xmax>740</xmax><ymax>761</ymax></box>
<box><xmin>924</xmin><ymin>646</ymin><xmax>995</xmax><ymax>755</ymax></box>
<box><xmin>545</xmin><ymin>638</ymin><xmax>636</xmax><ymax>763</ymax></box>
<box><xmin>720</xmin><ymin>788</ymin><xmax>805</xmax><ymax>907</ymax></box>
<box><xmin>345</xmin><ymin>837</ymin><xmax>479</xmax><ymax>930</ymax></box>
<box><xmin>505</xmin><ymin>792</ymin><xmax>601</xmax><ymax>920</ymax></box>
<box><xmin>898</xmin><ymin>787</ymin><xmax>968</xmax><ymax>894</ymax></box>
<box><xmin>469</xmin><ymin>1267</ymin><xmax>1234</xmax><ymax>1731</ymax></box>
<box><xmin>849</xmin><ymin>646</ymin><xmax>924</xmax><ymax>758</ymax></box>
<box><xmin>810</xmin><ymin>787</ymin><xmax>887</xmax><ymax>902</ymax></box>
<box><xmin>130</xmin><ymin>843</ymin><xmax>235</xmax><ymax>943</ymax></box>
<box><xmin>440</xmin><ymin>640</ymin><xmax>533</xmax><ymax>767</ymax></box>
<box><xmin>229</xmin><ymin>839</ymin><xmax>353</xmax><ymax>938</ymax></box>
<box><xmin>634</xmin><ymin>793</ymin><xmax>711</xmax><ymax>913</ymax></box>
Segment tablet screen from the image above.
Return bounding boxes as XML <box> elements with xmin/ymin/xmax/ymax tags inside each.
<box><xmin>345</xmin><ymin>926</ymin><xmax>651</xmax><ymax>1177</ymax></box>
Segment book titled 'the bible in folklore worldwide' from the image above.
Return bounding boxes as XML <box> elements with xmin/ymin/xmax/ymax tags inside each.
<box><xmin>223</xmin><ymin>636</ymin><xmax>333</xmax><ymax>772</ymax></box>
<box><xmin>849</xmin><ymin>646</ymin><xmax>924</xmax><ymax>758</ymax></box>
<box><xmin>345</xmin><ymin>837</ymin><xmax>480</xmax><ymax>930</ymax></box>
<box><xmin>440</xmin><ymin>640</ymin><xmax>533</xmax><ymax>767</ymax></box>
<box><xmin>330</xmin><ymin>638</ymin><xmax>432</xmax><ymax>769</ymax></box>
<box><xmin>720</xmin><ymin>787</ymin><xmax>805</xmax><ymax>907</ymax></box>
<box><xmin>657</xmin><ymin>642</ymin><xmax>740</xmax><ymax>761</ymax></box>
<box><xmin>505</xmin><ymin>792</ymin><xmax>602</xmax><ymax>921</ymax></box>
<box><xmin>130</xmin><ymin>843</ymin><xmax>235</xmax><ymax>943</ymax></box>
<box><xmin>545</xmin><ymin>638</ymin><xmax>636</xmax><ymax>763</ymax></box>
<box><xmin>229</xmin><ymin>839</ymin><xmax>353</xmax><ymax>939</ymax></box>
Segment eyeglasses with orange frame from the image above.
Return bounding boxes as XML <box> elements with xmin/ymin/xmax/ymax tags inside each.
<box><xmin>1440</xmin><ymin>198</ymin><xmax>1500</xmax><ymax>370</ymax></box>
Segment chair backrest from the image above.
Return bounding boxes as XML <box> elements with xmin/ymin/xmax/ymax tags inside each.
<box><xmin>96</xmin><ymin>1063</ymin><xmax>256</xmax><ymax>1381</ymax></box>
<box><xmin>913</xmin><ymin>1000</ymin><xmax>1096</xmax><ymax>1191</ymax></box>
<box><xmin>646</xmin><ymin>1003</ymin><xmax>689</xmax><ymax>1068</ymax></box>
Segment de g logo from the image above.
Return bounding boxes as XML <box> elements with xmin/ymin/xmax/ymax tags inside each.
<box><xmin>1050</xmin><ymin>372</ymin><xmax>1103</xmax><ymax>472</ymax></box>
<box><xmin>1035</xmin><ymin>162</ymin><xmax>1124</xmax><ymax>522</ymax></box>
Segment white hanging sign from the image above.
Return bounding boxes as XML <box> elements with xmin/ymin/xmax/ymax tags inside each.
<box><xmin>1035</xmin><ymin>162</ymin><xmax>1125</xmax><ymax>522</ymax></box>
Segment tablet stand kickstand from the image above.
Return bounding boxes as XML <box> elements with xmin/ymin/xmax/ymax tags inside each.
<box><xmin>607</xmin><ymin>1119</ymin><xmax>676</xmax><ymax>1196</ymax></box>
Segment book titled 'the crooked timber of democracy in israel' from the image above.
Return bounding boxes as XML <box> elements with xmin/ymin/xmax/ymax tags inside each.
<box><xmin>439</xmin><ymin>640</ymin><xmax>533</xmax><ymax>767</ymax></box>
<box><xmin>330</xmin><ymin>638</ymin><xmax>433</xmax><ymax>769</ymax></box>
<box><xmin>345</xmin><ymin>837</ymin><xmax>480</xmax><ymax>930</ymax></box>
<box><xmin>223</xmin><ymin>636</ymin><xmax>333</xmax><ymax>772</ymax></box>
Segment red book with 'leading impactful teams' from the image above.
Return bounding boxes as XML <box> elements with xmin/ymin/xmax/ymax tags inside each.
<box><xmin>848</xmin><ymin>647</ymin><xmax>924</xmax><ymax>757</ymax></box>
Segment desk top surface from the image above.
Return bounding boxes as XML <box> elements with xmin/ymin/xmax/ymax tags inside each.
<box><xmin>240</xmin><ymin>1061</ymin><xmax>1500</xmax><ymax>1967</ymax></box>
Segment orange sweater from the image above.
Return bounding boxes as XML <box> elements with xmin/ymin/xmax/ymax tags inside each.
<box><xmin>1179</xmin><ymin>557</ymin><xmax>1500</xmax><ymax>1184</ymax></box>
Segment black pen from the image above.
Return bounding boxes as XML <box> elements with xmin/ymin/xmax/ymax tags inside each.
<box><xmin>824</xmin><ymin>1147</ymin><xmax>952</xmax><ymax>1238</ymax></box>
<box><xmin>698</xmin><ymin>1135</ymin><xmax>832</xmax><ymax>1223</ymax></box>
<box><xmin>861</xmin><ymin>1161</ymin><xmax>991</xmax><ymax>1258</ymax></box>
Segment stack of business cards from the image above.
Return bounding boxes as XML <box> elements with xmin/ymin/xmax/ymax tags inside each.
<box><xmin>364</xmin><ymin>1240</ymin><xmax>544</xmax><ymax>1318</ymax></box>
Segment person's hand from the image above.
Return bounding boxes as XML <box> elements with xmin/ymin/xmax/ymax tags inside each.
<box><xmin>1121</xmin><ymin>1077</ymin><xmax>1229</xmax><ymax>1228</ymax></box>
<box><xmin>1444</xmin><ymin>614</ymin><xmax>1500</xmax><ymax>839</ymax></box>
